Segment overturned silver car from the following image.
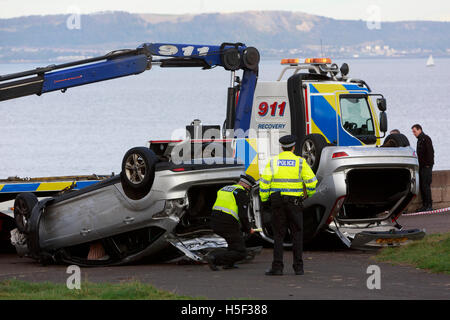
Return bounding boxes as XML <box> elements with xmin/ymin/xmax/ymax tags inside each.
<box><xmin>252</xmin><ymin>145</ymin><xmax>425</xmax><ymax>250</ymax></box>
<box><xmin>11</xmin><ymin>147</ymin><xmax>253</xmax><ymax>266</ymax></box>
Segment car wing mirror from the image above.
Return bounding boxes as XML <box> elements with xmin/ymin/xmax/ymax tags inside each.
<box><xmin>378</xmin><ymin>111</ymin><xmax>388</xmax><ymax>138</ymax></box>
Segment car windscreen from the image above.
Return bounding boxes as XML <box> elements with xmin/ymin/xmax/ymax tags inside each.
<box><xmin>340</xmin><ymin>95</ymin><xmax>375</xmax><ymax>143</ymax></box>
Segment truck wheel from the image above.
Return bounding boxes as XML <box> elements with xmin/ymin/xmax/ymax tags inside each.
<box><xmin>121</xmin><ymin>147</ymin><xmax>158</xmax><ymax>200</ymax></box>
<box><xmin>14</xmin><ymin>192</ymin><xmax>38</xmax><ymax>233</ymax></box>
<box><xmin>300</xmin><ymin>134</ymin><xmax>328</xmax><ymax>172</ymax></box>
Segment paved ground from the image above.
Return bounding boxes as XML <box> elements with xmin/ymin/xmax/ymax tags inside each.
<box><xmin>398</xmin><ymin>213</ymin><xmax>450</xmax><ymax>234</ymax></box>
<box><xmin>0</xmin><ymin>213</ymin><xmax>449</xmax><ymax>299</ymax></box>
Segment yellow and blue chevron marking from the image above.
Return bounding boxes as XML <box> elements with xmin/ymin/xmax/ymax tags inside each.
<box><xmin>0</xmin><ymin>180</ymin><xmax>99</xmax><ymax>193</ymax></box>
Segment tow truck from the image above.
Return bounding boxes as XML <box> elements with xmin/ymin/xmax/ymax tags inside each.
<box><xmin>0</xmin><ymin>42</ymin><xmax>424</xmax><ymax>265</ymax></box>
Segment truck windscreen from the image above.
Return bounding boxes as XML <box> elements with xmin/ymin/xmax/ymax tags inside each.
<box><xmin>340</xmin><ymin>95</ymin><xmax>376</xmax><ymax>143</ymax></box>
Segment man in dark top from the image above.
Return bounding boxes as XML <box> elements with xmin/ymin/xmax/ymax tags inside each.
<box><xmin>412</xmin><ymin>124</ymin><xmax>435</xmax><ymax>211</ymax></box>
<box><xmin>205</xmin><ymin>174</ymin><xmax>256</xmax><ymax>271</ymax></box>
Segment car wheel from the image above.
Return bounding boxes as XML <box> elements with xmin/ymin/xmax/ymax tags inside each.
<box><xmin>14</xmin><ymin>192</ymin><xmax>38</xmax><ymax>233</ymax></box>
<box><xmin>300</xmin><ymin>134</ymin><xmax>328</xmax><ymax>172</ymax></box>
<box><xmin>121</xmin><ymin>147</ymin><xmax>158</xmax><ymax>200</ymax></box>
<box><xmin>382</xmin><ymin>133</ymin><xmax>410</xmax><ymax>147</ymax></box>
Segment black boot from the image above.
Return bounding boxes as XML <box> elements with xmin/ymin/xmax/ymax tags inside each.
<box><xmin>294</xmin><ymin>263</ymin><xmax>304</xmax><ymax>275</ymax></box>
<box><xmin>265</xmin><ymin>268</ymin><xmax>283</xmax><ymax>276</ymax></box>
<box><xmin>417</xmin><ymin>206</ymin><xmax>427</xmax><ymax>212</ymax></box>
<box><xmin>294</xmin><ymin>268</ymin><xmax>304</xmax><ymax>275</ymax></box>
<box><xmin>204</xmin><ymin>255</ymin><xmax>219</xmax><ymax>271</ymax></box>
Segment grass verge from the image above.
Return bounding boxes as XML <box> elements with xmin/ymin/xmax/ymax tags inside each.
<box><xmin>0</xmin><ymin>279</ymin><xmax>203</xmax><ymax>300</ymax></box>
<box><xmin>374</xmin><ymin>232</ymin><xmax>450</xmax><ymax>274</ymax></box>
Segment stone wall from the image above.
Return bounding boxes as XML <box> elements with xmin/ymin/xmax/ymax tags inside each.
<box><xmin>407</xmin><ymin>170</ymin><xmax>450</xmax><ymax>212</ymax></box>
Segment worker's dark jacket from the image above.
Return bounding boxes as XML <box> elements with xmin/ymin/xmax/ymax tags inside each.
<box><xmin>416</xmin><ymin>132</ymin><xmax>434</xmax><ymax>167</ymax></box>
<box><xmin>212</xmin><ymin>188</ymin><xmax>251</xmax><ymax>234</ymax></box>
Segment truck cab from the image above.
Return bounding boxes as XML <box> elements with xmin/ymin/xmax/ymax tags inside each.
<box><xmin>245</xmin><ymin>58</ymin><xmax>387</xmax><ymax>174</ymax></box>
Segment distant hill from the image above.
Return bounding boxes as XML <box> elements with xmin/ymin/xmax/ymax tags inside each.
<box><xmin>0</xmin><ymin>11</ymin><xmax>449</xmax><ymax>62</ymax></box>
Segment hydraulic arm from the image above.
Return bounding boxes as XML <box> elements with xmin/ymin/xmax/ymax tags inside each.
<box><xmin>0</xmin><ymin>42</ymin><xmax>259</xmax><ymax>132</ymax></box>
<box><xmin>0</xmin><ymin>42</ymin><xmax>259</xmax><ymax>100</ymax></box>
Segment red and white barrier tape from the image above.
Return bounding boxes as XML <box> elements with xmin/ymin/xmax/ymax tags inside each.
<box><xmin>402</xmin><ymin>207</ymin><xmax>450</xmax><ymax>216</ymax></box>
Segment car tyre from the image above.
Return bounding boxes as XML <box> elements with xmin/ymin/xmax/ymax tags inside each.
<box><xmin>300</xmin><ymin>134</ymin><xmax>328</xmax><ymax>172</ymax></box>
<box><xmin>14</xmin><ymin>192</ymin><xmax>38</xmax><ymax>233</ymax></box>
<box><xmin>382</xmin><ymin>133</ymin><xmax>410</xmax><ymax>147</ymax></box>
<box><xmin>121</xmin><ymin>147</ymin><xmax>158</xmax><ymax>200</ymax></box>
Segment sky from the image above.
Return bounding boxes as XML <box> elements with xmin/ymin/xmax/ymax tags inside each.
<box><xmin>0</xmin><ymin>0</ymin><xmax>449</xmax><ymax>21</ymax></box>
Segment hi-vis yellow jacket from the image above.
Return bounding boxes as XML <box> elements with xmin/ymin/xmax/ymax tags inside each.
<box><xmin>212</xmin><ymin>184</ymin><xmax>245</xmax><ymax>222</ymax></box>
<box><xmin>259</xmin><ymin>151</ymin><xmax>317</xmax><ymax>202</ymax></box>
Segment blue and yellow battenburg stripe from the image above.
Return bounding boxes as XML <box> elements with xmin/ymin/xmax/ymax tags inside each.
<box><xmin>234</xmin><ymin>138</ymin><xmax>260</xmax><ymax>180</ymax></box>
<box><xmin>308</xmin><ymin>83</ymin><xmax>379</xmax><ymax>146</ymax></box>
<box><xmin>0</xmin><ymin>180</ymin><xmax>99</xmax><ymax>193</ymax></box>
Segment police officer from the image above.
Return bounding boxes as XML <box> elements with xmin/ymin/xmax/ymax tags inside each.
<box><xmin>205</xmin><ymin>174</ymin><xmax>257</xmax><ymax>271</ymax></box>
<box><xmin>260</xmin><ymin>135</ymin><xmax>317</xmax><ymax>276</ymax></box>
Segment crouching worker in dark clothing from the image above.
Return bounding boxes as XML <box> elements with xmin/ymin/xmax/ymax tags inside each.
<box><xmin>205</xmin><ymin>174</ymin><xmax>257</xmax><ymax>271</ymax></box>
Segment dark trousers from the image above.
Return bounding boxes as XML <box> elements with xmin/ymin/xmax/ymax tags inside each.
<box><xmin>419</xmin><ymin>166</ymin><xmax>433</xmax><ymax>208</ymax></box>
<box><xmin>210</xmin><ymin>211</ymin><xmax>247</xmax><ymax>266</ymax></box>
<box><xmin>271</xmin><ymin>202</ymin><xmax>303</xmax><ymax>272</ymax></box>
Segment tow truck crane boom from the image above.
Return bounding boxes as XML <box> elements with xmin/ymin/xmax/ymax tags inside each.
<box><xmin>0</xmin><ymin>42</ymin><xmax>260</xmax><ymax>132</ymax></box>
